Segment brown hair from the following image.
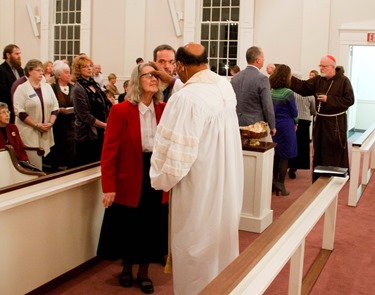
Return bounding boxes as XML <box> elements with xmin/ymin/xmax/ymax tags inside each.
<box><xmin>269</xmin><ymin>64</ymin><xmax>291</xmax><ymax>89</ymax></box>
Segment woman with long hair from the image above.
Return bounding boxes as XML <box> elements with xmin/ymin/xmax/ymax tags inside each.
<box><xmin>269</xmin><ymin>64</ymin><xmax>298</xmax><ymax>196</ymax></box>
<box><xmin>97</xmin><ymin>63</ymin><xmax>167</xmax><ymax>294</ymax></box>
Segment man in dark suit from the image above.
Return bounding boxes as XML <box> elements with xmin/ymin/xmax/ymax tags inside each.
<box><xmin>231</xmin><ymin>46</ymin><xmax>276</xmax><ymax>139</ymax></box>
<box><xmin>0</xmin><ymin>44</ymin><xmax>24</xmax><ymax>123</ymax></box>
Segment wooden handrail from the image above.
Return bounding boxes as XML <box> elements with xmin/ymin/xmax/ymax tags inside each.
<box><xmin>200</xmin><ymin>177</ymin><xmax>332</xmax><ymax>295</ymax></box>
<box><xmin>4</xmin><ymin>145</ymin><xmax>46</xmax><ymax>177</ymax></box>
<box><xmin>0</xmin><ymin>161</ymin><xmax>100</xmax><ymax>195</ymax></box>
<box><xmin>24</xmin><ymin>145</ymin><xmax>45</xmax><ymax>156</ymax></box>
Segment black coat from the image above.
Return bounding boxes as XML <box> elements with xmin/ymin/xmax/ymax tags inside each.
<box><xmin>0</xmin><ymin>61</ymin><xmax>24</xmax><ymax>123</ymax></box>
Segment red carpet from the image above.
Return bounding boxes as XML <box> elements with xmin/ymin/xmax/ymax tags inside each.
<box><xmin>44</xmin><ymin>148</ymin><xmax>375</xmax><ymax>294</ymax></box>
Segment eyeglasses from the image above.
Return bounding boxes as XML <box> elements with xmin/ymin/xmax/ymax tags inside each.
<box><xmin>0</xmin><ymin>110</ymin><xmax>11</xmax><ymax>115</ymax></box>
<box><xmin>33</xmin><ymin>68</ymin><xmax>44</xmax><ymax>73</ymax></box>
<box><xmin>318</xmin><ymin>65</ymin><xmax>331</xmax><ymax>68</ymax></box>
<box><xmin>81</xmin><ymin>64</ymin><xmax>94</xmax><ymax>69</ymax></box>
<box><xmin>140</xmin><ymin>72</ymin><xmax>157</xmax><ymax>79</ymax></box>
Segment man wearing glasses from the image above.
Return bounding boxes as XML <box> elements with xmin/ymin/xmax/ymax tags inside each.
<box><xmin>290</xmin><ymin>55</ymin><xmax>355</xmax><ymax>181</ymax></box>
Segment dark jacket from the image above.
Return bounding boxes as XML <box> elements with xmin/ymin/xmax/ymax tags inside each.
<box><xmin>0</xmin><ymin>61</ymin><xmax>24</xmax><ymax>123</ymax></box>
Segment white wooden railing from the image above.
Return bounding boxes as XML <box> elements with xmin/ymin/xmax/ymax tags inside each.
<box><xmin>348</xmin><ymin>123</ymin><xmax>375</xmax><ymax>206</ymax></box>
<box><xmin>200</xmin><ymin>176</ymin><xmax>348</xmax><ymax>295</ymax></box>
<box><xmin>0</xmin><ymin>164</ymin><xmax>103</xmax><ymax>295</ymax></box>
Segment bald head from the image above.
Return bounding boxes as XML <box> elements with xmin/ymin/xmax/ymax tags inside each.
<box><xmin>184</xmin><ymin>42</ymin><xmax>205</xmax><ymax>57</ymax></box>
<box><xmin>176</xmin><ymin>43</ymin><xmax>208</xmax><ymax>66</ymax></box>
<box><xmin>175</xmin><ymin>43</ymin><xmax>209</xmax><ymax>83</ymax></box>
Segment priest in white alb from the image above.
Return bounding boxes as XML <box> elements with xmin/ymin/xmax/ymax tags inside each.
<box><xmin>150</xmin><ymin>42</ymin><xmax>244</xmax><ymax>295</ymax></box>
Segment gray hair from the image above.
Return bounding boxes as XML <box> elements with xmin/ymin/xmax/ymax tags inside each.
<box><xmin>53</xmin><ymin>60</ymin><xmax>70</xmax><ymax>78</ymax></box>
<box><xmin>127</xmin><ymin>63</ymin><xmax>163</xmax><ymax>105</ymax></box>
<box><xmin>246</xmin><ymin>46</ymin><xmax>262</xmax><ymax>64</ymax></box>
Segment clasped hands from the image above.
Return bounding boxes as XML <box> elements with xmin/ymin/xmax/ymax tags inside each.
<box><xmin>35</xmin><ymin>122</ymin><xmax>53</xmax><ymax>132</ymax></box>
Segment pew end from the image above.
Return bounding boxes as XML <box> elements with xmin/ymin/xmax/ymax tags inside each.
<box><xmin>0</xmin><ymin>145</ymin><xmax>45</xmax><ymax>188</ymax></box>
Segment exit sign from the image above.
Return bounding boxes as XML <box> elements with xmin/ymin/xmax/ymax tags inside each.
<box><xmin>367</xmin><ymin>33</ymin><xmax>375</xmax><ymax>42</ymax></box>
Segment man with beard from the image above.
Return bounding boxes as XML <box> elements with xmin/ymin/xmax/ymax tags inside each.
<box><xmin>0</xmin><ymin>44</ymin><xmax>24</xmax><ymax>123</ymax></box>
<box><xmin>290</xmin><ymin>55</ymin><xmax>354</xmax><ymax>181</ymax></box>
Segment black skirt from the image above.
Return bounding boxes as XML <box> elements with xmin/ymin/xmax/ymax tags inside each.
<box><xmin>97</xmin><ymin>152</ymin><xmax>166</xmax><ymax>264</ymax></box>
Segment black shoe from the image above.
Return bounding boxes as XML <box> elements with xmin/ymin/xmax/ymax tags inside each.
<box><xmin>137</xmin><ymin>275</ymin><xmax>154</xmax><ymax>294</ymax></box>
<box><xmin>275</xmin><ymin>182</ymin><xmax>290</xmax><ymax>196</ymax></box>
<box><xmin>119</xmin><ymin>272</ymin><xmax>133</xmax><ymax>288</ymax></box>
<box><xmin>288</xmin><ymin>169</ymin><xmax>296</xmax><ymax>179</ymax></box>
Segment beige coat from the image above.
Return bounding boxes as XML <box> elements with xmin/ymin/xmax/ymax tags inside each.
<box><xmin>13</xmin><ymin>80</ymin><xmax>59</xmax><ymax>156</ymax></box>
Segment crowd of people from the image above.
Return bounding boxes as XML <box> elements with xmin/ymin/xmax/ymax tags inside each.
<box><xmin>0</xmin><ymin>41</ymin><xmax>354</xmax><ymax>295</ymax></box>
<box><xmin>233</xmin><ymin>46</ymin><xmax>354</xmax><ymax>195</ymax></box>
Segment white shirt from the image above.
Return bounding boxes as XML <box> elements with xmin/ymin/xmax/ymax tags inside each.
<box><xmin>150</xmin><ymin>69</ymin><xmax>244</xmax><ymax>295</ymax></box>
<box><xmin>138</xmin><ymin>101</ymin><xmax>156</xmax><ymax>152</ymax></box>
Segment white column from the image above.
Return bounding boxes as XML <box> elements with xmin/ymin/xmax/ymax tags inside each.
<box><xmin>40</xmin><ymin>0</ymin><xmax>50</xmax><ymax>61</ymax></box>
<box><xmin>80</xmin><ymin>0</ymin><xmax>92</xmax><ymax>56</ymax></box>
<box><xmin>237</xmin><ymin>0</ymin><xmax>254</xmax><ymax>70</ymax></box>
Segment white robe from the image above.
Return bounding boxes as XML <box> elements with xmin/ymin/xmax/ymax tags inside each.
<box><xmin>150</xmin><ymin>69</ymin><xmax>244</xmax><ymax>295</ymax></box>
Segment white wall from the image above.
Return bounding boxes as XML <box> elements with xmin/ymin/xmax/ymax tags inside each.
<box><xmin>1</xmin><ymin>0</ymin><xmax>374</xmax><ymax>125</ymax></box>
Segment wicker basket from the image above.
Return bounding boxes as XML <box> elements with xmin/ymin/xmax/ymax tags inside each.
<box><xmin>240</xmin><ymin>122</ymin><xmax>268</xmax><ymax>146</ymax></box>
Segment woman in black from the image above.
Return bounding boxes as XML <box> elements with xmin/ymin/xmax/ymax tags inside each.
<box><xmin>44</xmin><ymin>61</ymin><xmax>76</xmax><ymax>171</ymax></box>
<box><xmin>70</xmin><ymin>55</ymin><xmax>111</xmax><ymax>166</ymax></box>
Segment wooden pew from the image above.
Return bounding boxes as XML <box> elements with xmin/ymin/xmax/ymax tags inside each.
<box><xmin>24</xmin><ymin>145</ymin><xmax>45</xmax><ymax>171</ymax></box>
<box><xmin>0</xmin><ymin>145</ymin><xmax>45</xmax><ymax>188</ymax></box>
<box><xmin>348</xmin><ymin>123</ymin><xmax>375</xmax><ymax>206</ymax></box>
<box><xmin>200</xmin><ymin>175</ymin><xmax>348</xmax><ymax>295</ymax></box>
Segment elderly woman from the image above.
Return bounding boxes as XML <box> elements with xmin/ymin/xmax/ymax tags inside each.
<box><xmin>70</xmin><ymin>55</ymin><xmax>111</xmax><ymax>166</ymax></box>
<box><xmin>43</xmin><ymin>61</ymin><xmax>75</xmax><ymax>171</ymax></box>
<box><xmin>13</xmin><ymin>59</ymin><xmax>59</xmax><ymax>170</ymax></box>
<box><xmin>0</xmin><ymin>102</ymin><xmax>29</xmax><ymax>161</ymax></box>
<box><xmin>97</xmin><ymin>63</ymin><xmax>166</xmax><ymax>294</ymax></box>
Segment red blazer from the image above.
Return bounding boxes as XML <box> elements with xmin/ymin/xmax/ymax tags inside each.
<box><xmin>0</xmin><ymin>123</ymin><xmax>29</xmax><ymax>161</ymax></box>
<box><xmin>101</xmin><ymin>100</ymin><xmax>166</xmax><ymax>207</ymax></box>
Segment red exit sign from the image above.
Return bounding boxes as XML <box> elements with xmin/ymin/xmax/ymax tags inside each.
<box><xmin>367</xmin><ymin>33</ymin><xmax>375</xmax><ymax>42</ymax></box>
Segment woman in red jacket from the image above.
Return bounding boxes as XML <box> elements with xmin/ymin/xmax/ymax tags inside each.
<box><xmin>0</xmin><ymin>102</ymin><xmax>29</xmax><ymax>161</ymax></box>
<box><xmin>97</xmin><ymin>63</ymin><xmax>166</xmax><ymax>294</ymax></box>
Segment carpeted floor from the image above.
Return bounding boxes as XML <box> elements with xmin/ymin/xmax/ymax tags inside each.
<box><xmin>44</xmin><ymin>139</ymin><xmax>375</xmax><ymax>295</ymax></box>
